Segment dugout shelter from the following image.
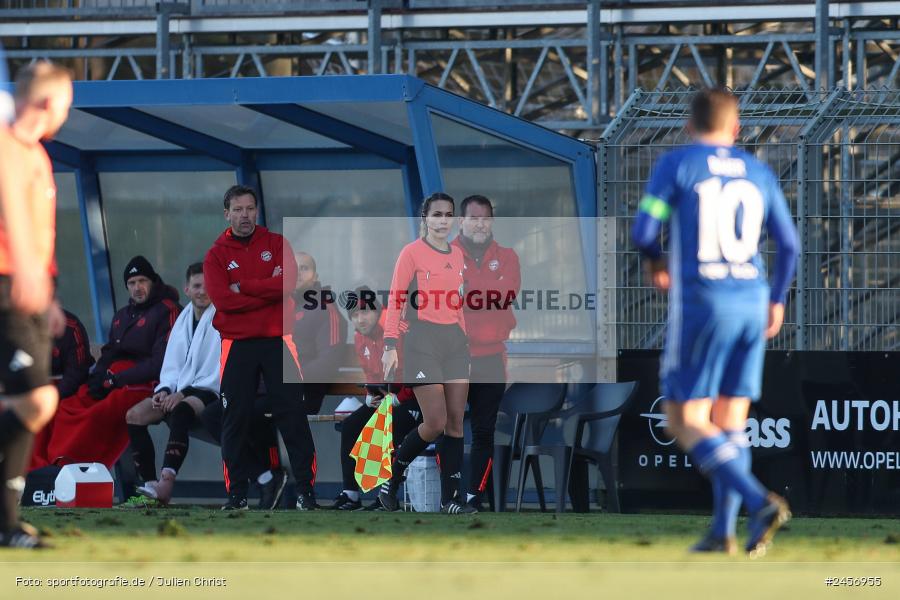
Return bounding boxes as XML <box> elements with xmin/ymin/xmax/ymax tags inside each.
<box><xmin>46</xmin><ymin>74</ymin><xmax>597</xmax><ymax>365</ymax></box>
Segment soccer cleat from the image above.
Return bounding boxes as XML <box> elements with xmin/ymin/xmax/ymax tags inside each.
<box><xmin>0</xmin><ymin>523</ymin><xmax>49</xmax><ymax>549</ymax></box>
<box><xmin>258</xmin><ymin>469</ymin><xmax>287</xmax><ymax>510</ymax></box>
<box><xmin>221</xmin><ymin>493</ymin><xmax>249</xmax><ymax>511</ymax></box>
<box><xmin>356</xmin><ymin>499</ymin><xmax>384</xmax><ymax>512</ymax></box>
<box><xmin>136</xmin><ymin>481</ymin><xmax>159</xmax><ymax>500</ymax></box>
<box><xmin>378</xmin><ymin>478</ymin><xmax>402</xmax><ymax>512</ymax></box>
<box><xmin>689</xmin><ymin>533</ymin><xmax>737</xmax><ymax>555</ymax></box>
<box><xmin>440</xmin><ymin>499</ymin><xmax>478</xmax><ymax>515</ymax></box>
<box><xmin>122</xmin><ymin>494</ymin><xmax>161</xmax><ymax>509</ymax></box>
<box><xmin>295</xmin><ymin>492</ymin><xmax>319</xmax><ymax>511</ymax></box>
<box><xmin>329</xmin><ymin>492</ymin><xmax>362</xmax><ymax>511</ymax></box>
<box><xmin>745</xmin><ymin>493</ymin><xmax>791</xmax><ymax>558</ymax></box>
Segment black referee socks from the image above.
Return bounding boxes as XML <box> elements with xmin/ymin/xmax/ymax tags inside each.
<box><xmin>438</xmin><ymin>435</ymin><xmax>464</xmax><ymax>506</ymax></box>
<box><xmin>392</xmin><ymin>428</ymin><xmax>429</xmax><ymax>480</ymax></box>
<box><xmin>0</xmin><ymin>410</ymin><xmax>32</xmax><ymax>530</ymax></box>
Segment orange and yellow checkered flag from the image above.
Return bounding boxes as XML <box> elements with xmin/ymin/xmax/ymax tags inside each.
<box><xmin>349</xmin><ymin>396</ymin><xmax>394</xmax><ymax>492</ymax></box>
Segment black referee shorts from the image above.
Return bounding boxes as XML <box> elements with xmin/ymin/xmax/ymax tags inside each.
<box><xmin>0</xmin><ymin>278</ymin><xmax>51</xmax><ymax>396</ymax></box>
<box><xmin>402</xmin><ymin>321</ymin><xmax>470</xmax><ymax>386</ymax></box>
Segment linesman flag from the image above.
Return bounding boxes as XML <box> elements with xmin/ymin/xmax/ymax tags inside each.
<box><xmin>349</xmin><ymin>396</ymin><xmax>394</xmax><ymax>492</ymax></box>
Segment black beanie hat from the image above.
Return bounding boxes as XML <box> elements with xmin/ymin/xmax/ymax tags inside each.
<box><xmin>123</xmin><ymin>255</ymin><xmax>159</xmax><ymax>286</ymax></box>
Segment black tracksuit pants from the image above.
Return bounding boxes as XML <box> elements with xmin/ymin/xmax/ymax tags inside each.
<box><xmin>220</xmin><ymin>337</ymin><xmax>316</xmax><ymax>497</ymax></box>
<box><xmin>467</xmin><ymin>353</ymin><xmax>507</xmax><ymax>501</ymax></box>
<box><xmin>340</xmin><ymin>402</ymin><xmax>420</xmax><ymax>491</ymax></box>
<box><xmin>200</xmin><ymin>394</ymin><xmax>282</xmax><ymax>485</ymax></box>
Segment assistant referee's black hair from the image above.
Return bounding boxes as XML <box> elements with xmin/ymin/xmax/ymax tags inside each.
<box><xmin>419</xmin><ymin>192</ymin><xmax>455</xmax><ymax>237</ymax></box>
<box><xmin>420</xmin><ymin>192</ymin><xmax>455</xmax><ymax>219</ymax></box>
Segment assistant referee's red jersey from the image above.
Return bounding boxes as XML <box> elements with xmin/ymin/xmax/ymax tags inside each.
<box><xmin>383</xmin><ymin>238</ymin><xmax>466</xmax><ymax>344</ymax></box>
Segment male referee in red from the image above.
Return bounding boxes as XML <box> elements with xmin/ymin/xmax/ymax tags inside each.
<box><xmin>204</xmin><ymin>185</ymin><xmax>317</xmax><ymax>510</ymax></box>
<box><xmin>0</xmin><ymin>61</ymin><xmax>72</xmax><ymax>547</ymax></box>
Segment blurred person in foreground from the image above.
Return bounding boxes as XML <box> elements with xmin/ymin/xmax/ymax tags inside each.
<box><xmin>0</xmin><ymin>61</ymin><xmax>71</xmax><ymax>548</ymax></box>
<box><xmin>631</xmin><ymin>87</ymin><xmax>799</xmax><ymax>557</ymax></box>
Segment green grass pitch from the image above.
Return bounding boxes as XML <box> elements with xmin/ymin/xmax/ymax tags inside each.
<box><xmin>1</xmin><ymin>507</ymin><xmax>897</xmax><ymax>599</ymax></box>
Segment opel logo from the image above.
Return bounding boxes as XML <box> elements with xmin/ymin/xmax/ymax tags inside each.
<box><xmin>640</xmin><ymin>396</ymin><xmax>676</xmax><ymax>446</ymax></box>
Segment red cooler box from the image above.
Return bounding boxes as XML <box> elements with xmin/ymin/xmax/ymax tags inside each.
<box><xmin>54</xmin><ymin>463</ymin><xmax>114</xmax><ymax>508</ymax></box>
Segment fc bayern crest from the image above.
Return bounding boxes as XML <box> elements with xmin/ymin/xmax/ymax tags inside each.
<box><xmin>261</xmin><ymin>250</ymin><xmax>273</xmax><ymax>262</ymax></box>
<box><xmin>488</xmin><ymin>259</ymin><xmax>500</xmax><ymax>271</ymax></box>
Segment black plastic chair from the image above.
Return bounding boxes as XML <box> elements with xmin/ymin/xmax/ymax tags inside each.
<box><xmin>512</xmin><ymin>382</ymin><xmax>594</xmax><ymax>513</ymax></box>
<box><xmin>492</xmin><ymin>383</ymin><xmax>567</xmax><ymax>512</ymax></box>
<box><xmin>565</xmin><ymin>381</ymin><xmax>638</xmax><ymax>513</ymax></box>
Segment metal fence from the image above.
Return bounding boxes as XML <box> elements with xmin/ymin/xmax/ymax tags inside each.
<box><xmin>0</xmin><ymin>0</ymin><xmax>157</xmax><ymax>17</ymax></box>
<box><xmin>601</xmin><ymin>86</ymin><xmax>900</xmax><ymax>351</ymax></box>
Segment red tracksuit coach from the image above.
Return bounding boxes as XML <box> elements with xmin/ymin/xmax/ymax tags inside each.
<box><xmin>452</xmin><ymin>194</ymin><xmax>521</xmax><ymax>508</ymax></box>
<box><xmin>203</xmin><ymin>185</ymin><xmax>318</xmax><ymax>510</ymax></box>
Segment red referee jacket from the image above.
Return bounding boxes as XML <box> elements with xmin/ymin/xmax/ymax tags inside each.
<box><xmin>204</xmin><ymin>226</ymin><xmax>298</xmax><ymax>340</ymax></box>
<box><xmin>452</xmin><ymin>236</ymin><xmax>521</xmax><ymax>357</ymax></box>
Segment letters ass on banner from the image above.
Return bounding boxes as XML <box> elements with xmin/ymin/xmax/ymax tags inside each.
<box><xmin>618</xmin><ymin>351</ymin><xmax>900</xmax><ymax>515</ymax></box>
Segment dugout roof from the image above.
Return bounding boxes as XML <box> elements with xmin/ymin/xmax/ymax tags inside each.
<box><xmin>47</xmin><ymin>75</ymin><xmax>597</xmax><ymax>345</ymax></box>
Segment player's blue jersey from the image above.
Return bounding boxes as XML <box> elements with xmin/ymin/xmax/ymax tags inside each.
<box><xmin>632</xmin><ymin>143</ymin><xmax>799</xmax><ymax>401</ymax></box>
<box><xmin>632</xmin><ymin>143</ymin><xmax>798</xmax><ymax>308</ymax></box>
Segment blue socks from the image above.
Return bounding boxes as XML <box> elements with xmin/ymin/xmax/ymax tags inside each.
<box><xmin>690</xmin><ymin>433</ymin><xmax>766</xmax><ymax>519</ymax></box>
<box><xmin>709</xmin><ymin>430</ymin><xmax>751</xmax><ymax>538</ymax></box>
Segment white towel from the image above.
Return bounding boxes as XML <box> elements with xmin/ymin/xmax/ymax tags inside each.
<box><xmin>155</xmin><ymin>304</ymin><xmax>221</xmax><ymax>395</ymax></box>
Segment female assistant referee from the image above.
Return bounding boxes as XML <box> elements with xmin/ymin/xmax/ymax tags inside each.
<box><xmin>378</xmin><ymin>192</ymin><xmax>474</xmax><ymax>514</ymax></box>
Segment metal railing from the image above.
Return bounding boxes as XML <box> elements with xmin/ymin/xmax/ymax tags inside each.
<box><xmin>0</xmin><ymin>0</ymin><xmax>158</xmax><ymax>18</ymax></box>
<box><xmin>4</xmin><ymin>0</ymin><xmax>900</xmax><ymax>130</ymax></box>
<box><xmin>603</xmin><ymin>86</ymin><xmax>900</xmax><ymax>351</ymax></box>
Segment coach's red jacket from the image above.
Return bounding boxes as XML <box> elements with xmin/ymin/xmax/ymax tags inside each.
<box><xmin>204</xmin><ymin>226</ymin><xmax>298</xmax><ymax>340</ymax></box>
<box><xmin>355</xmin><ymin>312</ymin><xmax>414</xmax><ymax>403</ymax></box>
<box><xmin>452</xmin><ymin>235</ymin><xmax>521</xmax><ymax>357</ymax></box>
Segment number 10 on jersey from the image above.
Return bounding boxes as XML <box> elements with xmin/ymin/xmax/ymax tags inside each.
<box><xmin>696</xmin><ymin>176</ymin><xmax>764</xmax><ymax>280</ymax></box>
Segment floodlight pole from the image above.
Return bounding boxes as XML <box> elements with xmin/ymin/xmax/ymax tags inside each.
<box><xmin>815</xmin><ymin>0</ymin><xmax>829</xmax><ymax>89</ymax></box>
<box><xmin>156</xmin><ymin>2</ymin><xmax>189</xmax><ymax>80</ymax></box>
<box><xmin>587</xmin><ymin>0</ymin><xmax>604</xmax><ymax>125</ymax></box>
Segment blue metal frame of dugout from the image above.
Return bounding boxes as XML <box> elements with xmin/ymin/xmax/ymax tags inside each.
<box><xmin>46</xmin><ymin>75</ymin><xmax>597</xmax><ymax>351</ymax></box>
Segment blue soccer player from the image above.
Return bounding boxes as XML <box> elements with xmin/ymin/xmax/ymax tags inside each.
<box><xmin>631</xmin><ymin>88</ymin><xmax>799</xmax><ymax>557</ymax></box>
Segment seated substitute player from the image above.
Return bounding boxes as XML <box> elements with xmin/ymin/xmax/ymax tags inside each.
<box><xmin>43</xmin><ymin>256</ymin><xmax>180</xmax><ymax>469</ymax></box>
<box><xmin>125</xmin><ymin>262</ymin><xmax>221</xmax><ymax>506</ymax></box>
<box><xmin>29</xmin><ymin>308</ymin><xmax>94</xmax><ymax>471</ymax></box>
<box><xmin>292</xmin><ymin>251</ymin><xmax>347</xmax><ymax>415</ymax></box>
<box><xmin>631</xmin><ymin>88</ymin><xmax>799</xmax><ymax>557</ymax></box>
<box><xmin>51</xmin><ymin>309</ymin><xmax>94</xmax><ymax>400</ymax></box>
<box><xmin>330</xmin><ymin>286</ymin><xmax>419</xmax><ymax>511</ymax></box>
